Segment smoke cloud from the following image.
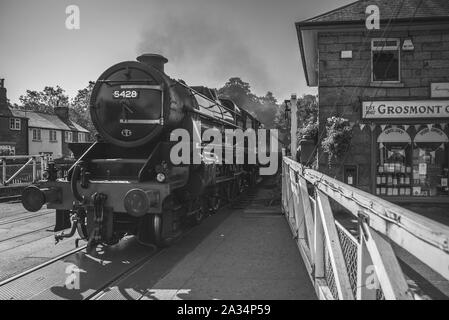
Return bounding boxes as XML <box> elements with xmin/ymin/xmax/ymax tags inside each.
<box><xmin>137</xmin><ymin>9</ymin><xmax>272</xmax><ymax>91</ymax></box>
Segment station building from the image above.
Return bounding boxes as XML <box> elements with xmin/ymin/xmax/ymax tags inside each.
<box><xmin>296</xmin><ymin>0</ymin><xmax>449</xmax><ymax>203</ymax></box>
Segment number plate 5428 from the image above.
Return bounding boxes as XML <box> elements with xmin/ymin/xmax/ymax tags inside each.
<box><xmin>112</xmin><ymin>90</ymin><xmax>139</xmax><ymax>99</ymax></box>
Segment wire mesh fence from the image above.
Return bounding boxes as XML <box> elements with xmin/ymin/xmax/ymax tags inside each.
<box><xmin>335</xmin><ymin>221</ymin><xmax>359</xmax><ymax>297</ymax></box>
<box><xmin>324</xmin><ymin>221</ymin><xmax>387</xmax><ymax>300</ymax></box>
<box><xmin>324</xmin><ymin>238</ymin><xmax>338</xmax><ymax>299</ymax></box>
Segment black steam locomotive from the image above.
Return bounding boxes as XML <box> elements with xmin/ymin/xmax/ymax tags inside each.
<box><xmin>21</xmin><ymin>54</ymin><xmax>266</xmax><ymax>251</ymax></box>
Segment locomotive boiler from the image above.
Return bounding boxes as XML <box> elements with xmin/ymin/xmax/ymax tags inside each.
<box><xmin>21</xmin><ymin>54</ymin><xmax>264</xmax><ymax>251</ymax></box>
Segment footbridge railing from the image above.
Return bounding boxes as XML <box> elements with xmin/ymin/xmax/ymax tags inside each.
<box><xmin>282</xmin><ymin>157</ymin><xmax>449</xmax><ymax>300</ymax></box>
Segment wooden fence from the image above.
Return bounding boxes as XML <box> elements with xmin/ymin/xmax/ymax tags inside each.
<box><xmin>0</xmin><ymin>155</ymin><xmax>73</xmax><ymax>187</ymax></box>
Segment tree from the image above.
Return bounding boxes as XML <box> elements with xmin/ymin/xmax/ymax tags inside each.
<box><xmin>218</xmin><ymin>77</ymin><xmax>259</xmax><ymax>116</ymax></box>
<box><xmin>257</xmin><ymin>91</ymin><xmax>279</xmax><ymax>129</ymax></box>
<box><xmin>218</xmin><ymin>77</ymin><xmax>280</xmax><ymax>129</ymax></box>
<box><xmin>70</xmin><ymin>82</ymin><xmax>96</xmax><ymax>139</ymax></box>
<box><xmin>274</xmin><ymin>101</ymin><xmax>290</xmax><ymax>146</ymax></box>
<box><xmin>19</xmin><ymin>86</ymin><xmax>69</xmax><ymax>113</ymax></box>
<box><xmin>16</xmin><ymin>84</ymin><xmax>96</xmax><ymax>140</ymax></box>
<box><xmin>273</xmin><ymin>94</ymin><xmax>319</xmax><ymax>148</ymax></box>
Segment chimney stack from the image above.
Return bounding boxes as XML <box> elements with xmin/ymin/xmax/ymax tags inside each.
<box><xmin>137</xmin><ymin>54</ymin><xmax>168</xmax><ymax>73</ymax></box>
<box><xmin>54</xmin><ymin>106</ymin><xmax>69</xmax><ymax>122</ymax></box>
<box><xmin>0</xmin><ymin>79</ymin><xmax>7</xmax><ymax>106</ymax></box>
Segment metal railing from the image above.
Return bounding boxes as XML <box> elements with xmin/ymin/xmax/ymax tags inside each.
<box><xmin>0</xmin><ymin>155</ymin><xmax>47</xmax><ymax>186</ymax></box>
<box><xmin>282</xmin><ymin>156</ymin><xmax>449</xmax><ymax>300</ymax></box>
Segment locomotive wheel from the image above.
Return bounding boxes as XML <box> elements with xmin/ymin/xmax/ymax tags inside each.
<box><xmin>191</xmin><ymin>197</ymin><xmax>206</xmax><ymax>225</ymax></box>
<box><xmin>157</xmin><ymin>196</ymin><xmax>182</xmax><ymax>247</ymax></box>
<box><xmin>239</xmin><ymin>177</ymin><xmax>246</xmax><ymax>193</ymax></box>
<box><xmin>137</xmin><ymin>214</ymin><xmax>162</xmax><ymax>247</ymax></box>
<box><xmin>152</xmin><ymin>214</ymin><xmax>163</xmax><ymax>246</ymax></box>
<box><xmin>208</xmin><ymin>189</ymin><xmax>221</xmax><ymax>214</ymax></box>
<box><xmin>225</xmin><ymin>182</ymin><xmax>233</xmax><ymax>202</ymax></box>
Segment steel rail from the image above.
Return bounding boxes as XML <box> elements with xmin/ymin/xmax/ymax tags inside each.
<box><xmin>0</xmin><ymin>245</ymin><xmax>87</xmax><ymax>288</ymax></box>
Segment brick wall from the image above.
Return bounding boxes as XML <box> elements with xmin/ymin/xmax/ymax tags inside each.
<box><xmin>317</xmin><ymin>28</ymin><xmax>449</xmax><ymax>191</ymax></box>
<box><xmin>0</xmin><ymin>116</ymin><xmax>28</xmax><ymax>155</ymax></box>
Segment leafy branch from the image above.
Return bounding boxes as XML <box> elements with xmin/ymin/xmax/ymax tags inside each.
<box><xmin>321</xmin><ymin>116</ymin><xmax>353</xmax><ymax>167</ymax></box>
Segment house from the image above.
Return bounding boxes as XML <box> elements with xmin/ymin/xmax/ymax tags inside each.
<box><xmin>296</xmin><ymin>0</ymin><xmax>449</xmax><ymax>202</ymax></box>
<box><xmin>0</xmin><ymin>79</ymin><xmax>90</xmax><ymax>159</ymax></box>
<box><xmin>0</xmin><ymin>79</ymin><xmax>28</xmax><ymax>156</ymax></box>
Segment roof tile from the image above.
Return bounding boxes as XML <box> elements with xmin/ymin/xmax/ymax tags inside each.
<box><xmin>10</xmin><ymin>109</ymin><xmax>89</xmax><ymax>133</ymax></box>
<box><xmin>300</xmin><ymin>0</ymin><xmax>449</xmax><ymax>24</ymax></box>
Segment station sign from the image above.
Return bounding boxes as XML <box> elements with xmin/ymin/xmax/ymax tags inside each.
<box><xmin>362</xmin><ymin>100</ymin><xmax>449</xmax><ymax>119</ymax></box>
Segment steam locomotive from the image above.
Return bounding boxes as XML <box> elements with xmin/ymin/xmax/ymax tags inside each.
<box><xmin>21</xmin><ymin>54</ymin><xmax>269</xmax><ymax>251</ymax></box>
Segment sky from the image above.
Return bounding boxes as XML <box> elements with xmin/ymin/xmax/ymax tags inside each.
<box><xmin>0</xmin><ymin>0</ymin><xmax>354</xmax><ymax>104</ymax></box>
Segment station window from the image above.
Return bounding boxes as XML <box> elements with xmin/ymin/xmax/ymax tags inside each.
<box><xmin>9</xmin><ymin>118</ymin><xmax>21</xmax><ymax>130</ymax></box>
<box><xmin>371</xmin><ymin>38</ymin><xmax>400</xmax><ymax>82</ymax></box>
<box><xmin>375</xmin><ymin>126</ymin><xmax>449</xmax><ymax>197</ymax></box>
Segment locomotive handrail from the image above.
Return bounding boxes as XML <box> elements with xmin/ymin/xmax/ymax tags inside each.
<box><xmin>190</xmin><ymin>109</ymin><xmax>239</xmax><ymax>129</ymax></box>
<box><xmin>66</xmin><ymin>142</ymin><xmax>99</xmax><ymax>180</ymax></box>
<box><xmin>282</xmin><ymin>156</ymin><xmax>449</xmax><ymax>300</ymax></box>
<box><xmin>90</xmin><ymin>159</ymin><xmax>147</xmax><ymax>164</ymax></box>
<box><xmin>173</xmin><ymin>79</ymin><xmax>241</xmax><ymax>118</ymax></box>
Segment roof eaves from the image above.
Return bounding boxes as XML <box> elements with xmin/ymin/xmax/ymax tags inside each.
<box><xmin>297</xmin><ymin>15</ymin><xmax>449</xmax><ymax>28</ymax></box>
<box><xmin>295</xmin><ymin>23</ymin><xmax>311</xmax><ymax>86</ymax></box>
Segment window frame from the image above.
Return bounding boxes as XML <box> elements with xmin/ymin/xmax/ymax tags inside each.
<box><xmin>49</xmin><ymin>130</ymin><xmax>57</xmax><ymax>142</ymax></box>
<box><xmin>65</xmin><ymin>131</ymin><xmax>73</xmax><ymax>143</ymax></box>
<box><xmin>9</xmin><ymin>118</ymin><xmax>21</xmax><ymax>131</ymax></box>
<box><xmin>32</xmin><ymin>128</ymin><xmax>42</xmax><ymax>141</ymax></box>
<box><xmin>371</xmin><ymin>38</ymin><xmax>401</xmax><ymax>83</ymax></box>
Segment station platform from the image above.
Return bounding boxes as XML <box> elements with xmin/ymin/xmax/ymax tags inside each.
<box><xmin>98</xmin><ymin>183</ymin><xmax>317</xmax><ymax>300</ymax></box>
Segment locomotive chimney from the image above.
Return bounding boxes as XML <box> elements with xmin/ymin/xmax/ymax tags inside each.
<box><xmin>137</xmin><ymin>53</ymin><xmax>168</xmax><ymax>72</ymax></box>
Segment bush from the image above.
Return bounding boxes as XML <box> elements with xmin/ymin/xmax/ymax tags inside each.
<box><xmin>298</xmin><ymin>120</ymin><xmax>318</xmax><ymax>142</ymax></box>
<box><xmin>321</xmin><ymin>117</ymin><xmax>353</xmax><ymax>167</ymax></box>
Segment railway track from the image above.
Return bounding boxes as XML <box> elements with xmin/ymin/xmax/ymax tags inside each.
<box><xmin>0</xmin><ymin>245</ymin><xmax>87</xmax><ymax>288</ymax></box>
<box><xmin>0</xmin><ymin>213</ymin><xmax>211</xmax><ymax>299</ymax></box>
<box><xmin>0</xmin><ymin>237</ymin><xmax>161</xmax><ymax>300</ymax></box>
<box><xmin>0</xmin><ymin>210</ymin><xmax>53</xmax><ymax>227</ymax></box>
<box><xmin>0</xmin><ymin>195</ymin><xmax>21</xmax><ymax>203</ymax></box>
<box><xmin>0</xmin><ymin>186</ymin><xmax>258</xmax><ymax>300</ymax></box>
<box><xmin>0</xmin><ymin>225</ymin><xmax>54</xmax><ymax>244</ymax></box>
<box><xmin>86</xmin><ymin>245</ymin><xmax>161</xmax><ymax>300</ymax></box>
